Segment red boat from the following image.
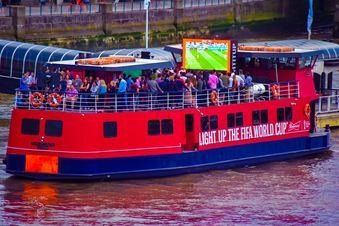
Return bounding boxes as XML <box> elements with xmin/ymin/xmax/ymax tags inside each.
<box><xmin>5</xmin><ymin>39</ymin><xmax>330</xmax><ymax>180</ymax></box>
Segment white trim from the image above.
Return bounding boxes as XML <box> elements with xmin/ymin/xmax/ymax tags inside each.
<box><xmin>10</xmin><ymin>43</ymin><xmax>27</xmax><ymax>77</ymax></box>
<box><xmin>60</xmin><ymin>50</ymin><xmax>75</xmax><ymax>61</ymax></box>
<box><xmin>0</xmin><ymin>74</ymin><xmax>21</xmax><ymax>79</ymax></box>
<box><xmin>34</xmin><ymin>46</ymin><xmax>51</xmax><ymax>77</ymax></box>
<box><xmin>7</xmin><ymin>144</ymin><xmax>182</xmax><ymax>154</ymax></box>
<box><xmin>0</xmin><ymin>41</ymin><xmax>16</xmax><ymax>68</ymax></box>
<box><xmin>22</xmin><ymin>45</ymin><xmax>38</xmax><ymax>74</ymax></box>
<box><xmin>47</xmin><ymin>48</ymin><xmax>61</xmax><ymax>62</ymax></box>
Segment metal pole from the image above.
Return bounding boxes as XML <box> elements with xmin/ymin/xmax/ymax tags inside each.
<box><xmin>146</xmin><ymin>4</ymin><xmax>149</xmax><ymax>48</ymax></box>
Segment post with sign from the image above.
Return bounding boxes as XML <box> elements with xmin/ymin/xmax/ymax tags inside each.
<box><xmin>144</xmin><ymin>0</ymin><xmax>151</xmax><ymax>48</ymax></box>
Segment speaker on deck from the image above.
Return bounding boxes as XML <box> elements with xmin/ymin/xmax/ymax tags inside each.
<box><xmin>141</xmin><ymin>51</ymin><xmax>151</xmax><ymax>59</ymax></box>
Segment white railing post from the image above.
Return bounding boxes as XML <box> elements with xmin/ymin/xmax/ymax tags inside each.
<box><xmin>94</xmin><ymin>95</ymin><xmax>97</xmax><ymax>112</ymax></box>
<box><xmin>182</xmin><ymin>91</ymin><xmax>185</xmax><ymax>109</ymax></box>
<box><xmin>318</xmin><ymin>97</ymin><xmax>322</xmax><ymax>113</ymax></box>
<box><xmin>62</xmin><ymin>94</ymin><xmax>66</xmax><ymax>111</ymax></box>
<box><xmin>327</xmin><ymin>96</ymin><xmax>330</xmax><ymax>112</ymax></box>
<box><xmin>268</xmin><ymin>84</ymin><xmax>271</xmax><ymax>100</ymax></box>
<box><xmin>195</xmin><ymin>91</ymin><xmax>198</xmax><ymax>107</ymax></box>
<box><xmin>115</xmin><ymin>94</ymin><xmax>117</xmax><ymax>112</ymax></box>
<box><xmin>133</xmin><ymin>93</ymin><xmax>136</xmax><ymax>112</ymax></box>
<box><xmin>150</xmin><ymin>93</ymin><xmax>153</xmax><ymax>110</ymax></box>
<box><xmin>207</xmin><ymin>90</ymin><xmax>209</xmax><ymax>107</ymax></box>
<box><xmin>227</xmin><ymin>89</ymin><xmax>230</xmax><ymax>105</ymax></box>
<box><xmin>79</xmin><ymin>95</ymin><xmax>82</xmax><ymax>113</ymax></box>
<box><xmin>167</xmin><ymin>92</ymin><xmax>170</xmax><ymax>109</ymax></box>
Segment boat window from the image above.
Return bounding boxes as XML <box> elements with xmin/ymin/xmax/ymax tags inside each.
<box><xmin>252</xmin><ymin>111</ymin><xmax>260</xmax><ymax>125</ymax></box>
<box><xmin>104</xmin><ymin>121</ymin><xmax>117</xmax><ymax>138</ymax></box>
<box><xmin>261</xmin><ymin>110</ymin><xmax>268</xmax><ymax>124</ymax></box>
<box><xmin>162</xmin><ymin>119</ymin><xmax>173</xmax><ymax>135</ymax></box>
<box><xmin>236</xmin><ymin>112</ymin><xmax>243</xmax><ymax>127</ymax></box>
<box><xmin>285</xmin><ymin>107</ymin><xmax>292</xmax><ymax>121</ymax></box>
<box><xmin>148</xmin><ymin>120</ymin><xmax>160</xmax><ymax>135</ymax></box>
<box><xmin>201</xmin><ymin>116</ymin><xmax>209</xmax><ymax>131</ymax></box>
<box><xmin>185</xmin><ymin>114</ymin><xmax>194</xmax><ymax>132</ymax></box>
<box><xmin>277</xmin><ymin>108</ymin><xmax>285</xmax><ymax>122</ymax></box>
<box><xmin>227</xmin><ymin>114</ymin><xmax>235</xmax><ymax>128</ymax></box>
<box><xmin>45</xmin><ymin>120</ymin><xmax>63</xmax><ymax>137</ymax></box>
<box><xmin>21</xmin><ymin>118</ymin><xmax>40</xmax><ymax>135</ymax></box>
<box><xmin>210</xmin><ymin>115</ymin><xmax>218</xmax><ymax>130</ymax></box>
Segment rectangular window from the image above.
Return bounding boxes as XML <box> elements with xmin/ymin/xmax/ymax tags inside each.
<box><xmin>45</xmin><ymin>120</ymin><xmax>63</xmax><ymax>137</ymax></box>
<box><xmin>148</xmin><ymin>120</ymin><xmax>160</xmax><ymax>135</ymax></box>
<box><xmin>104</xmin><ymin>121</ymin><xmax>117</xmax><ymax>138</ymax></box>
<box><xmin>261</xmin><ymin>110</ymin><xmax>268</xmax><ymax>124</ymax></box>
<box><xmin>285</xmin><ymin>107</ymin><xmax>292</xmax><ymax>121</ymax></box>
<box><xmin>277</xmin><ymin>108</ymin><xmax>285</xmax><ymax>122</ymax></box>
<box><xmin>210</xmin><ymin>115</ymin><xmax>218</xmax><ymax>130</ymax></box>
<box><xmin>227</xmin><ymin>114</ymin><xmax>235</xmax><ymax>128</ymax></box>
<box><xmin>252</xmin><ymin>110</ymin><xmax>260</xmax><ymax>125</ymax></box>
<box><xmin>185</xmin><ymin>114</ymin><xmax>194</xmax><ymax>132</ymax></box>
<box><xmin>236</xmin><ymin>112</ymin><xmax>243</xmax><ymax>127</ymax></box>
<box><xmin>161</xmin><ymin>119</ymin><xmax>173</xmax><ymax>135</ymax></box>
<box><xmin>21</xmin><ymin>118</ymin><xmax>40</xmax><ymax>135</ymax></box>
<box><xmin>201</xmin><ymin>116</ymin><xmax>209</xmax><ymax>131</ymax></box>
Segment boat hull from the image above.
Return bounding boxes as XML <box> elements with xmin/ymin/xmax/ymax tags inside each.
<box><xmin>6</xmin><ymin>132</ymin><xmax>330</xmax><ymax>180</ymax></box>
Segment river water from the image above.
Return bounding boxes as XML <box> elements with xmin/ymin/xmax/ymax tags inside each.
<box><xmin>0</xmin><ymin>95</ymin><xmax>339</xmax><ymax>225</ymax></box>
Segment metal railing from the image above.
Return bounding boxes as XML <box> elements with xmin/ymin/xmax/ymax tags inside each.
<box><xmin>317</xmin><ymin>95</ymin><xmax>339</xmax><ymax>114</ymax></box>
<box><xmin>0</xmin><ymin>7</ymin><xmax>12</xmax><ymax>17</ymax></box>
<box><xmin>25</xmin><ymin>4</ymin><xmax>100</xmax><ymax>16</ymax></box>
<box><xmin>14</xmin><ymin>81</ymin><xmax>299</xmax><ymax>113</ymax></box>
<box><xmin>113</xmin><ymin>0</ymin><xmax>173</xmax><ymax>12</ymax></box>
<box><xmin>183</xmin><ymin>0</ymin><xmax>262</xmax><ymax>8</ymax></box>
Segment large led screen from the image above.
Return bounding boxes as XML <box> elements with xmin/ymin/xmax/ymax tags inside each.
<box><xmin>182</xmin><ymin>38</ymin><xmax>232</xmax><ymax>71</ymax></box>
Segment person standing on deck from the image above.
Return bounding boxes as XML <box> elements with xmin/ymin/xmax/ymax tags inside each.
<box><xmin>118</xmin><ymin>74</ymin><xmax>127</xmax><ymax>109</ymax></box>
<box><xmin>208</xmin><ymin>70</ymin><xmax>219</xmax><ymax>90</ymax></box>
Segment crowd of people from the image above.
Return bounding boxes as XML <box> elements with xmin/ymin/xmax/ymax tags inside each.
<box><xmin>18</xmin><ymin>67</ymin><xmax>254</xmax><ymax>110</ymax></box>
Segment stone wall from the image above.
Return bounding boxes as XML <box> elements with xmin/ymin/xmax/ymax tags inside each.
<box><xmin>0</xmin><ymin>0</ymin><xmax>335</xmax><ymax>48</ymax></box>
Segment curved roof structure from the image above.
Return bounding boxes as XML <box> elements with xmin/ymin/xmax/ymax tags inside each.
<box><xmin>164</xmin><ymin>39</ymin><xmax>339</xmax><ymax>61</ymax></box>
<box><xmin>242</xmin><ymin>39</ymin><xmax>339</xmax><ymax>60</ymax></box>
<box><xmin>93</xmin><ymin>47</ymin><xmax>176</xmax><ymax>66</ymax></box>
<box><xmin>0</xmin><ymin>39</ymin><xmax>88</xmax><ymax>78</ymax></box>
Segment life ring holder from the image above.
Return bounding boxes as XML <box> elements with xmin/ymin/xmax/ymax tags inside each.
<box><xmin>304</xmin><ymin>104</ymin><xmax>311</xmax><ymax>119</ymax></box>
<box><xmin>271</xmin><ymin>84</ymin><xmax>280</xmax><ymax>99</ymax></box>
<box><xmin>210</xmin><ymin>90</ymin><xmax>218</xmax><ymax>105</ymax></box>
<box><xmin>29</xmin><ymin>92</ymin><xmax>45</xmax><ymax>108</ymax></box>
<box><xmin>47</xmin><ymin>92</ymin><xmax>63</xmax><ymax>108</ymax></box>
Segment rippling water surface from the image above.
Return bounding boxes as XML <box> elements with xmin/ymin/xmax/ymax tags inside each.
<box><xmin>0</xmin><ymin>94</ymin><xmax>339</xmax><ymax>225</ymax></box>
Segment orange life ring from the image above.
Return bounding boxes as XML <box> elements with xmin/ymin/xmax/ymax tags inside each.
<box><xmin>29</xmin><ymin>92</ymin><xmax>45</xmax><ymax>108</ymax></box>
<box><xmin>47</xmin><ymin>92</ymin><xmax>63</xmax><ymax>108</ymax></box>
<box><xmin>210</xmin><ymin>90</ymin><xmax>218</xmax><ymax>105</ymax></box>
<box><xmin>304</xmin><ymin>104</ymin><xmax>311</xmax><ymax>119</ymax></box>
<box><xmin>271</xmin><ymin>84</ymin><xmax>280</xmax><ymax>98</ymax></box>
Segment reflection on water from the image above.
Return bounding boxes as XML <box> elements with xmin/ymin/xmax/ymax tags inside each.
<box><xmin>0</xmin><ymin>94</ymin><xmax>339</xmax><ymax>224</ymax></box>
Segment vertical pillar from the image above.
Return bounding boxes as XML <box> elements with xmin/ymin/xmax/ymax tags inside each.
<box><xmin>100</xmin><ymin>2</ymin><xmax>113</xmax><ymax>35</ymax></box>
<box><xmin>233</xmin><ymin>0</ymin><xmax>241</xmax><ymax>24</ymax></box>
<box><xmin>11</xmin><ymin>5</ymin><xmax>26</xmax><ymax>40</ymax></box>
<box><xmin>334</xmin><ymin>0</ymin><xmax>339</xmax><ymax>38</ymax></box>
<box><xmin>173</xmin><ymin>0</ymin><xmax>184</xmax><ymax>41</ymax></box>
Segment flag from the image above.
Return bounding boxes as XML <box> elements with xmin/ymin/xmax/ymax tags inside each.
<box><xmin>307</xmin><ymin>0</ymin><xmax>313</xmax><ymax>35</ymax></box>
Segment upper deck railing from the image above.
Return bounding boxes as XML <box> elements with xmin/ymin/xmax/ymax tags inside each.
<box><xmin>14</xmin><ymin>81</ymin><xmax>299</xmax><ymax>113</ymax></box>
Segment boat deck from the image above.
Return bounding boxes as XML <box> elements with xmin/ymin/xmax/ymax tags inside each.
<box><xmin>15</xmin><ymin>81</ymin><xmax>299</xmax><ymax>112</ymax></box>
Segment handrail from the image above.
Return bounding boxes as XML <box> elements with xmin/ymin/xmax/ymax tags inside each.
<box><xmin>317</xmin><ymin>94</ymin><xmax>339</xmax><ymax>114</ymax></box>
<box><xmin>14</xmin><ymin>81</ymin><xmax>299</xmax><ymax>113</ymax></box>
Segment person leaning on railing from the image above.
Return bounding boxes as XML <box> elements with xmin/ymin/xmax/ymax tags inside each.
<box><xmin>66</xmin><ymin>84</ymin><xmax>78</xmax><ymax>109</ymax></box>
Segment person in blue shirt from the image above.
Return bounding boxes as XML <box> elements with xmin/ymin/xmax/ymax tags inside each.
<box><xmin>19</xmin><ymin>73</ymin><xmax>29</xmax><ymax>91</ymax></box>
<box><xmin>118</xmin><ymin>74</ymin><xmax>127</xmax><ymax>109</ymax></box>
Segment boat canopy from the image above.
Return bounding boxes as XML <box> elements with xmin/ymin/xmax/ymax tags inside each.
<box><xmin>164</xmin><ymin>39</ymin><xmax>339</xmax><ymax>60</ymax></box>
<box><xmin>0</xmin><ymin>39</ymin><xmax>88</xmax><ymax>78</ymax></box>
<box><xmin>46</xmin><ymin>58</ymin><xmax>174</xmax><ymax>71</ymax></box>
<box><xmin>93</xmin><ymin>47</ymin><xmax>175</xmax><ymax>65</ymax></box>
